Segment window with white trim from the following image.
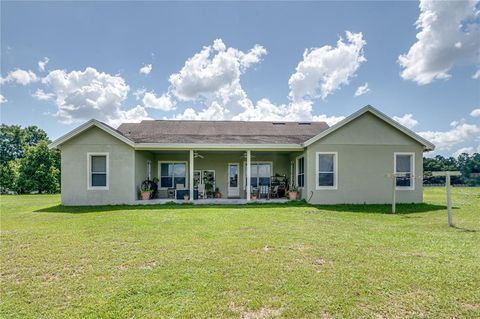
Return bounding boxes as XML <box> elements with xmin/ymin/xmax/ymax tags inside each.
<box><xmin>159</xmin><ymin>162</ymin><xmax>187</xmax><ymax>188</ymax></box>
<box><xmin>88</xmin><ymin>153</ymin><xmax>108</xmax><ymax>189</ymax></box>
<box><xmin>395</xmin><ymin>153</ymin><xmax>414</xmax><ymax>190</ymax></box>
<box><xmin>297</xmin><ymin>157</ymin><xmax>305</xmax><ymax>187</ymax></box>
<box><xmin>316</xmin><ymin>152</ymin><xmax>337</xmax><ymax>189</ymax></box>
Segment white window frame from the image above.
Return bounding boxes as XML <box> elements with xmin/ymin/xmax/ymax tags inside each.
<box><xmin>243</xmin><ymin>161</ymin><xmax>273</xmax><ymax>190</ymax></box>
<box><xmin>87</xmin><ymin>152</ymin><xmax>109</xmax><ymax>190</ymax></box>
<box><xmin>394</xmin><ymin>152</ymin><xmax>415</xmax><ymax>191</ymax></box>
<box><xmin>158</xmin><ymin>161</ymin><xmax>188</xmax><ymax>189</ymax></box>
<box><xmin>316</xmin><ymin>152</ymin><xmax>338</xmax><ymax>190</ymax></box>
<box><xmin>296</xmin><ymin>155</ymin><xmax>305</xmax><ymax>188</ymax></box>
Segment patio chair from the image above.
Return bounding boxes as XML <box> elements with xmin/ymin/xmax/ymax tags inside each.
<box><xmin>270</xmin><ymin>185</ymin><xmax>279</xmax><ymax>198</ymax></box>
<box><xmin>259</xmin><ymin>185</ymin><xmax>269</xmax><ymax>199</ymax></box>
<box><xmin>197</xmin><ymin>184</ymin><xmax>205</xmax><ymax>199</ymax></box>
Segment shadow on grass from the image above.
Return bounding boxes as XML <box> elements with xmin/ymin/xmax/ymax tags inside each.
<box><xmin>35</xmin><ymin>200</ymin><xmax>448</xmax><ymax>215</ymax></box>
<box><xmin>451</xmin><ymin>225</ymin><xmax>477</xmax><ymax>233</ymax></box>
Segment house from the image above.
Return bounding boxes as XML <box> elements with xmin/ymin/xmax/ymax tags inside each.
<box><xmin>49</xmin><ymin>105</ymin><xmax>435</xmax><ymax>206</ymax></box>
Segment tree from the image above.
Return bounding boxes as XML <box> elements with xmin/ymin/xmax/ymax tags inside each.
<box><xmin>0</xmin><ymin>125</ymin><xmax>24</xmax><ymax>164</ymax></box>
<box><xmin>0</xmin><ymin>160</ymin><xmax>19</xmax><ymax>193</ymax></box>
<box><xmin>17</xmin><ymin>141</ymin><xmax>60</xmax><ymax>194</ymax></box>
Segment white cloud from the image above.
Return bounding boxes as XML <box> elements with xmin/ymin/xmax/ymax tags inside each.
<box><xmin>0</xmin><ymin>94</ymin><xmax>7</xmax><ymax>104</ymax></box>
<box><xmin>472</xmin><ymin>69</ymin><xmax>480</xmax><ymax>79</ymax></box>
<box><xmin>393</xmin><ymin>113</ymin><xmax>419</xmax><ymax>129</ymax></box>
<box><xmin>38</xmin><ymin>57</ymin><xmax>49</xmax><ymax>72</ymax></box>
<box><xmin>133</xmin><ymin>88</ymin><xmax>146</xmax><ymax>100</ymax></box>
<box><xmin>0</xmin><ymin>69</ymin><xmax>38</xmax><ymax>85</ymax></box>
<box><xmin>32</xmin><ymin>89</ymin><xmax>55</xmax><ymax>101</ymax></box>
<box><xmin>452</xmin><ymin>146</ymin><xmax>479</xmax><ymax>157</ymax></box>
<box><xmin>139</xmin><ymin>64</ymin><xmax>152</xmax><ymax>75</ymax></box>
<box><xmin>398</xmin><ymin>0</ymin><xmax>480</xmax><ymax>85</ymax></box>
<box><xmin>470</xmin><ymin>108</ymin><xmax>480</xmax><ymax>117</ymax></box>
<box><xmin>169</xmin><ymin>38</ymin><xmax>266</xmax><ymax>102</ymax></box>
<box><xmin>41</xmin><ymin>67</ymin><xmax>149</xmax><ymax>127</ymax></box>
<box><xmin>288</xmin><ymin>31</ymin><xmax>367</xmax><ymax>101</ymax></box>
<box><xmin>174</xmin><ymin>102</ymin><xmax>228</xmax><ymax>121</ymax></box>
<box><xmin>418</xmin><ymin>121</ymin><xmax>480</xmax><ymax>151</ymax></box>
<box><xmin>354</xmin><ymin>82</ymin><xmax>370</xmax><ymax>97</ymax></box>
<box><xmin>142</xmin><ymin>92</ymin><xmax>175</xmax><ymax>111</ymax></box>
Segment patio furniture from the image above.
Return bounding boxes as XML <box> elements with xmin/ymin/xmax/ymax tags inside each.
<box><xmin>259</xmin><ymin>185</ymin><xmax>269</xmax><ymax>199</ymax></box>
<box><xmin>197</xmin><ymin>184</ymin><xmax>206</xmax><ymax>199</ymax></box>
<box><xmin>270</xmin><ymin>185</ymin><xmax>279</xmax><ymax>198</ymax></box>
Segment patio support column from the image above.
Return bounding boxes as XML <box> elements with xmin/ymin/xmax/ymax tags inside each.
<box><xmin>246</xmin><ymin>150</ymin><xmax>251</xmax><ymax>201</ymax></box>
<box><xmin>189</xmin><ymin>150</ymin><xmax>194</xmax><ymax>201</ymax></box>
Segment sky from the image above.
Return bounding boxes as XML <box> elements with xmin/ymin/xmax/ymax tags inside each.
<box><xmin>1</xmin><ymin>1</ymin><xmax>479</xmax><ymax>157</ymax></box>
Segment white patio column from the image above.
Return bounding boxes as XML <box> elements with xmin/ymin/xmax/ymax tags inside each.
<box><xmin>246</xmin><ymin>150</ymin><xmax>251</xmax><ymax>201</ymax></box>
<box><xmin>189</xmin><ymin>150</ymin><xmax>194</xmax><ymax>201</ymax></box>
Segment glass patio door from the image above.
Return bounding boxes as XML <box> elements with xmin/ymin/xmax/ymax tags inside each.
<box><xmin>228</xmin><ymin>163</ymin><xmax>240</xmax><ymax>197</ymax></box>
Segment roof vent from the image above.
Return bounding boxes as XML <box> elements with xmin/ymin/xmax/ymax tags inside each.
<box><xmin>298</xmin><ymin>122</ymin><xmax>311</xmax><ymax>125</ymax></box>
<box><xmin>272</xmin><ymin>122</ymin><xmax>285</xmax><ymax>125</ymax></box>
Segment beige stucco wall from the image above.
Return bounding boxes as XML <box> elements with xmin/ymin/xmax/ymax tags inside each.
<box><xmin>305</xmin><ymin>112</ymin><xmax>424</xmax><ymax>204</ymax></box>
<box><xmin>60</xmin><ymin>127</ymin><xmax>135</xmax><ymax>205</ymax></box>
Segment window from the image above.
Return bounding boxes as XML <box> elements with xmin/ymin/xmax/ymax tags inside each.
<box><xmin>297</xmin><ymin>156</ymin><xmax>305</xmax><ymax>187</ymax></box>
<box><xmin>395</xmin><ymin>153</ymin><xmax>414</xmax><ymax>190</ymax></box>
<box><xmin>159</xmin><ymin>162</ymin><xmax>187</xmax><ymax>188</ymax></box>
<box><xmin>88</xmin><ymin>153</ymin><xmax>108</xmax><ymax>189</ymax></box>
<box><xmin>316</xmin><ymin>152</ymin><xmax>337</xmax><ymax>189</ymax></box>
<box><xmin>245</xmin><ymin>163</ymin><xmax>272</xmax><ymax>188</ymax></box>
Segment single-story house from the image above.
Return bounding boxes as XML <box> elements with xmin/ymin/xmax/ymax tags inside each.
<box><xmin>49</xmin><ymin>105</ymin><xmax>435</xmax><ymax>206</ymax></box>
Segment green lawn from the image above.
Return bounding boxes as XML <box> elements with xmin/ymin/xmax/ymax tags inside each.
<box><xmin>1</xmin><ymin>188</ymin><xmax>479</xmax><ymax>318</ymax></box>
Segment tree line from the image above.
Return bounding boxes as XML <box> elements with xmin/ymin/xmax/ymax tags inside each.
<box><xmin>0</xmin><ymin>124</ymin><xmax>479</xmax><ymax>194</ymax></box>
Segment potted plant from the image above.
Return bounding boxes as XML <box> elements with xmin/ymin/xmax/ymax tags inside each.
<box><xmin>184</xmin><ymin>194</ymin><xmax>190</xmax><ymax>201</ymax></box>
<box><xmin>288</xmin><ymin>185</ymin><xmax>298</xmax><ymax>200</ymax></box>
<box><xmin>215</xmin><ymin>187</ymin><xmax>221</xmax><ymax>198</ymax></box>
<box><xmin>205</xmin><ymin>181</ymin><xmax>214</xmax><ymax>198</ymax></box>
<box><xmin>251</xmin><ymin>191</ymin><xmax>257</xmax><ymax>200</ymax></box>
<box><xmin>140</xmin><ymin>181</ymin><xmax>152</xmax><ymax>200</ymax></box>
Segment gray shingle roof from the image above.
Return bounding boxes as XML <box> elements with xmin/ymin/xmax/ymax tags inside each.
<box><xmin>116</xmin><ymin>120</ymin><xmax>329</xmax><ymax>144</ymax></box>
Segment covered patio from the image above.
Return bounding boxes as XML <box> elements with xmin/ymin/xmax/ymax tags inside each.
<box><xmin>134</xmin><ymin>148</ymin><xmax>303</xmax><ymax>203</ymax></box>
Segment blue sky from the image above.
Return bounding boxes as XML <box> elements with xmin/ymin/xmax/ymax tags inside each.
<box><xmin>1</xmin><ymin>1</ymin><xmax>479</xmax><ymax>156</ymax></box>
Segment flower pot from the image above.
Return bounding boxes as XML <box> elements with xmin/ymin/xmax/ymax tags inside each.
<box><xmin>215</xmin><ymin>192</ymin><xmax>221</xmax><ymax>199</ymax></box>
<box><xmin>288</xmin><ymin>191</ymin><xmax>297</xmax><ymax>200</ymax></box>
<box><xmin>184</xmin><ymin>194</ymin><xmax>190</xmax><ymax>201</ymax></box>
<box><xmin>141</xmin><ymin>191</ymin><xmax>151</xmax><ymax>200</ymax></box>
<box><xmin>251</xmin><ymin>195</ymin><xmax>257</xmax><ymax>200</ymax></box>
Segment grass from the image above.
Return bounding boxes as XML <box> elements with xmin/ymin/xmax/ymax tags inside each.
<box><xmin>1</xmin><ymin>188</ymin><xmax>479</xmax><ymax>318</ymax></box>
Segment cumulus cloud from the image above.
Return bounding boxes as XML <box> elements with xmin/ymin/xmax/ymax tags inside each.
<box><xmin>139</xmin><ymin>64</ymin><xmax>152</xmax><ymax>75</ymax></box>
<box><xmin>169</xmin><ymin>38</ymin><xmax>266</xmax><ymax>102</ymax></box>
<box><xmin>452</xmin><ymin>146</ymin><xmax>480</xmax><ymax>157</ymax></box>
<box><xmin>0</xmin><ymin>69</ymin><xmax>38</xmax><ymax>85</ymax></box>
<box><xmin>142</xmin><ymin>92</ymin><xmax>175</xmax><ymax>111</ymax></box>
<box><xmin>393</xmin><ymin>113</ymin><xmax>419</xmax><ymax>129</ymax></box>
<box><xmin>398</xmin><ymin>0</ymin><xmax>480</xmax><ymax>85</ymax></box>
<box><xmin>288</xmin><ymin>31</ymin><xmax>366</xmax><ymax>101</ymax></box>
<box><xmin>41</xmin><ymin>67</ymin><xmax>149</xmax><ymax>126</ymax></box>
<box><xmin>354</xmin><ymin>82</ymin><xmax>370</xmax><ymax>97</ymax></box>
<box><xmin>38</xmin><ymin>57</ymin><xmax>49</xmax><ymax>72</ymax></box>
<box><xmin>473</xmin><ymin>69</ymin><xmax>480</xmax><ymax>79</ymax></box>
<box><xmin>418</xmin><ymin>120</ymin><xmax>480</xmax><ymax>151</ymax></box>
<box><xmin>170</xmin><ymin>37</ymin><xmax>356</xmax><ymax>123</ymax></box>
<box><xmin>32</xmin><ymin>89</ymin><xmax>55</xmax><ymax>101</ymax></box>
<box><xmin>470</xmin><ymin>108</ymin><xmax>480</xmax><ymax>117</ymax></box>
<box><xmin>0</xmin><ymin>94</ymin><xmax>7</xmax><ymax>104</ymax></box>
